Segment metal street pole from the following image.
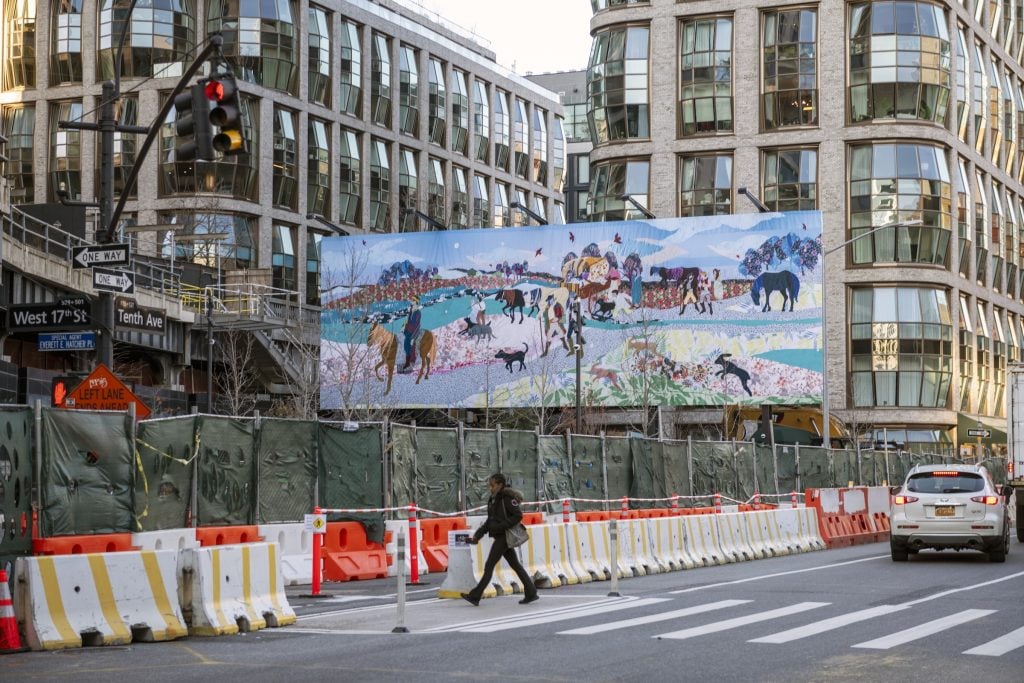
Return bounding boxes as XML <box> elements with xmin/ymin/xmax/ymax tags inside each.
<box><xmin>207</xmin><ymin>286</ymin><xmax>214</xmax><ymax>413</ymax></box>
<box><xmin>820</xmin><ymin>218</ymin><xmax>923</xmax><ymax>450</ymax></box>
<box><xmin>575</xmin><ymin>299</ymin><xmax>583</xmax><ymax>434</ymax></box>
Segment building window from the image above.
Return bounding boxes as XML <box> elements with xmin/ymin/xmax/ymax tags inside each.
<box><xmin>369</xmin><ymin>139</ymin><xmax>390</xmax><ymax>231</ymax></box>
<box><xmin>50</xmin><ymin>100</ymin><xmax>83</xmax><ymax>201</ymax></box>
<box><xmin>338</xmin><ymin>128</ymin><xmax>360</xmax><ymax>225</ymax></box>
<box><xmin>994</xmin><ymin>308</ymin><xmax>1007</xmax><ymax>416</ymax></box>
<box><xmin>451</xmin><ymin>166</ymin><xmax>468</xmax><ymax>228</ymax></box>
<box><xmin>533</xmin><ymin>108</ymin><xmax>548</xmax><ymax>185</ymax></box>
<box><xmin>398</xmin><ymin>148</ymin><xmax>418</xmax><ymax>231</ymax></box>
<box><xmin>209</xmin><ymin>0</ymin><xmax>296</xmax><ymax>93</ymax></box>
<box><xmin>762</xmin><ymin>147</ymin><xmax>817</xmax><ymax>211</ymax></box>
<box><xmin>959</xmin><ymin>295</ymin><xmax>974</xmax><ymax>411</ymax></box>
<box><xmin>99</xmin><ymin>0</ymin><xmax>194</xmax><ymax>80</ymax></box>
<box><xmin>513</xmin><ymin>98</ymin><xmax>529</xmax><ymax>178</ymax></box>
<box><xmin>679</xmin><ymin>153</ymin><xmax>732</xmax><ymax>217</ymax></box>
<box><xmin>532</xmin><ymin>195</ymin><xmax>547</xmax><ymax>225</ymax></box>
<box><xmin>850</xmin><ymin>287</ymin><xmax>953</xmax><ymax>408</ymax></box>
<box><xmin>849</xmin><ymin>142</ymin><xmax>951</xmax><ymax>266</ymax></box>
<box><xmin>159</xmin><ymin>92</ymin><xmax>258</xmax><ymax>200</ymax></box>
<box><xmin>427</xmin><ymin>157</ymin><xmax>445</xmax><ymax>225</ymax></box>
<box><xmin>3</xmin><ymin>0</ymin><xmax>36</xmax><ymax>89</ymax></box>
<box><xmin>306</xmin><ymin>231</ymin><xmax>322</xmax><ymax>305</ymax></box>
<box><xmin>398</xmin><ymin>45</ymin><xmax>418</xmax><ymax>135</ymax></box>
<box><xmin>976</xmin><ymin>300</ymin><xmax>991</xmax><ymax>413</ymax></box>
<box><xmin>451</xmin><ymin>70</ymin><xmax>469</xmax><ymax>156</ymax></box>
<box><xmin>553</xmin><ymin>201</ymin><xmax>566</xmax><ymax>224</ymax></box>
<box><xmin>589</xmin><ymin>24</ymin><xmax>650</xmax><ymax>142</ymax></box>
<box><xmin>494</xmin><ymin>90</ymin><xmax>511</xmax><ymax>171</ymax></box>
<box><xmin>762</xmin><ymin>8</ymin><xmax>817</xmax><ymax>129</ymax></box>
<box><xmin>849</xmin><ymin>1</ymin><xmax>950</xmax><ymax>124</ymax></box>
<box><xmin>339</xmin><ymin>20</ymin><xmax>361</xmax><ymax>116</ymax></box>
<box><xmin>564</xmin><ymin>102</ymin><xmax>590</xmax><ymax>143</ymax></box>
<box><xmin>308</xmin><ymin>6</ymin><xmax>331</xmax><ymax>107</ymax></box>
<box><xmin>588</xmin><ymin>158</ymin><xmax>649</xmax><ymax>222</ymax></box>
<box><xmin>159</xmin><ymin>212</ymin><xmax>254</xmax><ymax>270</ymax></box>
<box><xmin>272</xmin><ymin>107</ymin><xmax>297</xmax><ymax>210</ymax></box>
<box><xmin>371</xmin><ymin>33</ymin><xmax>392</xmax><ymax>126</ymax></box>
<box><xmin>272</xmin><ymin>223</ymin><xmax>296</xmax><ymax>291</ymax></box>
<box><xmin>552</xmin><ymin>117</ymin><xmax>566</xmax><ymax>193</ymax></box>
<box><xmin>307</xmin><ymin>118</ymin><xmax>330</xmax><ymax>218</ymax></box>
<box><xmin>679</xmin><ymin>17</ymin><xmax>731</xmax><ymax>136</ymax></box>
<box><xmin>494</xmin><ymin>183</ymin><xmax>511</xmax><ymax>228</ymax></box>
<box><xmin>428</xmin><ymin>58</ymin><xmax>446</xmax><ymax>146</ymax></box>
<box><xmin>3</xmin><ymin>105</ymin><xmax>34</xmax><ymax>203</ymax></box>
<box><xmin>51</xmin><ymin>0</ymin><xmax>83</xmax><ymax>84</ymax></box>
<box><xmin>473</xmin><ymin>174</ymin><xmax>490</xmax><ymax>227</ymax></box>
<box><xmin>973</xmin><ymin>41</ymin><xmax>986</xmax><ymax>151</ymax></box>
<box><xmin>955</xmin><ymin>27</ymin><xmax>968</xmax><ymax>141</ymax></box>
<box><xmin>592</xmin><ymin>0</ymin><xmax>651</xmax><ymax>9</ymax></box>
<box><xmin>512</xmin><ymin>187</ymin><xmax>528</xmax><ymax>227</ymax></box>
<box><xmin>473</xmin><ymin>80</ymin><xmax>489</xmax><ymax>163</ymax></box>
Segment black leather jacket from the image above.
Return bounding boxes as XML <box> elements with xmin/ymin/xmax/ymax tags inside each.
<box><xmin>473</xmin><ymin>487</ymin><xmax>524</xmax><ymax>540</ymax></box>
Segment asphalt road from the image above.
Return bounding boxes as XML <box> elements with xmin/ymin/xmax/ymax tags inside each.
<box><xmin>6</xmin><ymin>541</ymin><xmax>1024</xmax><ymax>682</ymax></box>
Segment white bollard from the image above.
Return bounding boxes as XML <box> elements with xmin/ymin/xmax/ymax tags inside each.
<box><xmin>392</xmin><ymin>529</ymin><xmax>409</xmax><ymax>633</ymax></box>
<box><xmin>608</xmin><ymin>519</ymin><xmax>620</xmax><ymax>597</ymax></box>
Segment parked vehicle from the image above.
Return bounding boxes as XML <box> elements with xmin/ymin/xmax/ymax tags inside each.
<box><xmin>1008</xmin><ymin>368</ymin><xmax>1024</xmax><ymax>541</ymax></box>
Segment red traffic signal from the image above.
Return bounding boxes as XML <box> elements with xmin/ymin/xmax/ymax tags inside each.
<box><xmin>205</xmin><ymin>75</ymin><xmax>247</xmax><ymax>155</ymax></box>
<box><xmin>173</xmin><ymin>83</ymin><xmax>214</xmax><ymax>161</ymax></box>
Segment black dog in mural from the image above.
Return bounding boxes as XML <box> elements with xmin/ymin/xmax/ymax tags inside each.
<box><xmin>714</xmin><ymin>353</ymin><xmax>752</xmax><ymax>397</ymax></box>
<box><xmin>495</xmin><ymin>343</ymin><xmax>529</xmax><ymax>373</ymax></box>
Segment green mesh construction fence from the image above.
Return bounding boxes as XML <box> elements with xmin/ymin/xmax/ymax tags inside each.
<box><xmin>501</xmin><ymin>430</ymin><xmax>539</xmax><ymax>501</ymax></box>
<box><xmin>0</xmin><ymin>408</ymin><xmax>33</xmax><ymax>563</ymax></box>
<box><xmin>776</xmin><ymin>445</ymin><xmax>798</xmax><ymax>494</ymax></box>
<box><xmin>691</xmin><ymin>442</ymin><xmax>736</xmax><ymax>504</ymax></box>
<box><xmin>570</xmin><ymin>435</ymin><xmax>605</xmax><ymax>503</ymax></box>
<box><xmin>414</xmin><ymin>427</ymin><xmax>459</xmax><ymax>513</ymax></box>
<box><xmin>539</xmin><ymin>434</ymin><xmax>571</xmax><ymax>512</ymax></box>
<box><xmin>629</xmin><ymin>438</ymin><xmax>656</xmax><ymax>503</ymax></box>
<box><xmin>40</xmin><ymin>409</ymin><xmax>134</xmax><ymax>536</ymax></box>
<box><xmin>196</xmin><ymin>416</ymin><xmax>255</xmax><ymax>526</ymax></box>
<box><xmin>604</xmin><ymin>436</ymin><xmax>632</xmax><ymax>501</ymax></box>
<box><xmin>390</xmin><ymin>424</ymin><xmax>416</xmax><ymax>508</ymax></box>
<box><xmin>799</xmin><ymin>448</ymin><xmax>831</xmax><ymax>490</ymax></box>
<box><xmin>464</xmin><ymin>428</ymin><xmax>499</xmax><ymax>509</ymax></box>
<box><xmin>661</xmin><ymin>441</ymin><xmax>689</xmax><ymax>500</ymax></box>
<box><xmin>258</xmin><ymin>419</ymin><xmax>317</xmax><ymax>523</ymax></box>
<box><xmin>319</xmin><ymin>422</ymin><xmax>384</xmax><ymax>543</ymax></box>
<box><xmin>135</xmin><ymin>416</ymin><xmax>195</xmax><ymax>531</ymax></box>
<box><xmin>754</xmin><ymin>445</ymin><xmax>778</xmax><ymax>496</ymax></box>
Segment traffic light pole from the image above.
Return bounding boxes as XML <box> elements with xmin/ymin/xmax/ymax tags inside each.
<box><xmin>59</xmin><ymin>35</ymin><xmax>223</xmax><ymax>368</ymax></box>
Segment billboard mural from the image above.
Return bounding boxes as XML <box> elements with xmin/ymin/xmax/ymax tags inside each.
<box><xmin>320</xmin><ymin>211</ymin><xmax>823</xmax><ymax>409</ymax></box>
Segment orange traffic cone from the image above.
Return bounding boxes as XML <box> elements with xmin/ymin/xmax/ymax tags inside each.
<box><xmin>0</xmin><ymin>568</ymin><xmax>28</xmax><ymax>654</ymax></box>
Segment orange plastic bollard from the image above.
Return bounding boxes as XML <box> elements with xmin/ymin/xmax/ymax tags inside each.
<box><xmin>408</xmin><ymin>503</ymin><xmax>420</xmax><ymax>584</ymax></box>
<box><xmin>714</xmin><ymin>492</ymin><xmax>722</xmax><ymax>514</ymax></box>
<box><xmin>671</xmin><ymin>494</ymin><xmax>679</xmax><ymax>516</ymax></box>
<box><xmin>562</xmin><ymin>498</ymin><xmax>570</xmax><ymax>524</ymax></box>
<box><xmin>312</xmin><ymin>506</ymin><xmax>323</xmax><ymax>595</ymax></box>
<box><xmin>620</xmin><ymin>496</ymin><xmax>628</xmax><ymax>520</ymax></box>
<box><xmin>791</xmin><ymin>491</ymin><xmax>798</xmax><ymax>509</ymax></box>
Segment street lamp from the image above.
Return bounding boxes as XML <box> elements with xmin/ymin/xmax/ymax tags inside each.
<box><xmin>820</xmin><ymin>218</ymin><xmax>923</xmax><ymax>450</ymax></box>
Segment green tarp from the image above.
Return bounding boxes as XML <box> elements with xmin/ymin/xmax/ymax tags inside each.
<box><xmin>604</xmin><ymin>437</ymin><xmax>632</xmax><ymax>501</ymax></box>
<box><xmin>258</xmin><ymin>419</ymin><xmax>317</xmax><ymax>523</ymax></box>
<box><xmin>538</xmin><ymin>435</ymin><xmax>571</xmax><ymax>512</ymax></box>
<box><xmin>570</xmin><ymin>435</ymin><xmax>605</xmax><ymax>502</ymax></box>
<box><xmin>464</xmin><ymin>428</ymin><xmax>499</xmax><ymax>509</ymax></box>
<box><xmin>196</xmin><ymin>416</ymin><xmax>255</xmax><ymax>525</ymax></box>
<box><xmin>0</xmin><ymin>408</ymin><xmax>34</xmax><ymax>565</ymax></box>
<box><xmin>319</xmin><ymin>422</ymin><xmax>384</xmax><ymax>542</ymax></box>
<box><xmin>414</xmin><ymin>427</ymin><xmax>459</xmax><ymax>513</ymax></box>
<box><xmin>501</xmin><ymin>430</ymin><xmax>538</xmax><ymax>500</ymax></box>
<box><xmin>390</xmin><ymin>424</ymin><xmax>416</xmax><ymax>507</ymax></box>
<box><xmin>135</xmin><ymin>416</ymin><xmax>195</xmax><ymax>531</ymax></box>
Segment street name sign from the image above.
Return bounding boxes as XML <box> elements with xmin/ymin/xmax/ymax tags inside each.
<box><xmin>62</xmin><ymin>363</ymin><xmax>151</xmax><ymax>419</ymax></box>
<box><xmin>6</xmin><ymin>297</ymin><xmax>91</xmax><ymax>332</ymax></box>
<box><xmin>115</xmin><ymin>297</ymin><xmax>166</xmax><ymax>334</ymax></box>
<box><xmin>92</xmin><ymin>267</ymin><xmax>135</xmax><ymax>294</ymax></box>
<box><xmin>72</xmin><ymin>243</ymin><xmax>130</xmax><ymax>269</ymax></box>
<box><xmin>38</xmin><ymin>332</ymin><xmax>96</xmax><ymax>351</ymax></box>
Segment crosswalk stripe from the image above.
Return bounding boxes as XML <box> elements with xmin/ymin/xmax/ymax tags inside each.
<box><xmin>749</xmin><ymin>605</ymin><xmax>909</xmax><ymax>644</ymax></box>
<box><xmin>654</xmin><ymin>602</ymin><xmax>830</xmax><ymax>641</ymax></box>
<box><xmin>962</xmin><ymin>625</ymin><xmax>1024</xmax><ymax>656</ymax></box>
<box><xmin>458</xmin><ymin>597</ymin><xmax>670</xmax><ymax>633</ymax></box>
<box><xmin>558</xmin><ymin>599</ymin><xmax>752</xmax><ymax>635</ymax></box>
<box><xmin>852</xmin><ymin>609</ymin><xmax>996</xmax><ymax>649</ymax></box>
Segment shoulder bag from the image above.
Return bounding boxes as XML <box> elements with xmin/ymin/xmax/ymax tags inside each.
<box><xmin>506</xmin><ymin>521</ymin><xmax>529</xmax><ymax>548</ymax></box>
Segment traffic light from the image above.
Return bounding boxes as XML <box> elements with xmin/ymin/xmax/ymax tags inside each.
<box><xmin>51</xmin><ymin>376</ymin><xmax>78</xmax><ymax>407</ymax></box>
<box><xmin>173</xmin><ymin>83</ymin><xmax>214</xmax><ymax>162</ymax></box>
<box><xmin>205</xmin><ymin>74</ymin><xmax>247</xmax><ymax>156</ymax></box>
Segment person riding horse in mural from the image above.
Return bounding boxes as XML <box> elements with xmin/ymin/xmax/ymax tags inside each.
<box><xmin>399</xmin><ymin>296</ymin><xmax>423</xmax><ymax>374</ymax></box>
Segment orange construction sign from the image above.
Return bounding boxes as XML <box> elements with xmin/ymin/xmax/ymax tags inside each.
<box><xmin>62</xmin><ymin>363</ymin><xmax>151</xmax><ymax>420</ymax></box>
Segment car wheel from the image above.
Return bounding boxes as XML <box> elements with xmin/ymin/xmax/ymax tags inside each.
<box><xmin>990</xmin><ymin>544</ymin><xmax>1006</xmax><ymax>562</ymax></box>
<box><xmin>907</xmin><ymin>547</ymin><xmax>919</xmax><ymax>555</ymax></box>
<box><xmin>891</xmin><ymin>540</ymin><xmax>909</xmax><ymax>562</ymax></box>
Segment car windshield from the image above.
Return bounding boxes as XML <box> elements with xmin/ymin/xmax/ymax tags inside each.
<box><xmin>906</xmin><ymin>472</ymin><xmax>985</xmax><ymax>494</ymax></box>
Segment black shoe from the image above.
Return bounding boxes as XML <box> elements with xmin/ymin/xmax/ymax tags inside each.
<box><xmin>461</xmin><ymin>593</ymin><xmax>480</xmax><ymax>606</ymax></box>
<box><xmin>519</xmin><ymin>594</ymin><xmax>539</xmax><ymax>605</ymax></box>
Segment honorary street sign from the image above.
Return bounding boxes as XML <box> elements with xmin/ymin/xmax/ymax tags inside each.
<box><xmin>92</xmin><ymin>267</ymin><xmax>135</xmax><ymax>294</ymax></box>
<box><xmin>115</xmin><ymin>297</ymin><xmax>166</xmax><ymax>334</ymax></box>
<box><xmin>38</xmin><ymin>331</ymin><xmax>96</xmax><ymax>351</ymax></box>
<box><xmin>62</xmin><ymin>363</ymin><xmax>151</xmax><ymax>419</ymax></box>
<box><xmin>967</xmin><ymin>428</ymin><xmax>991</xmax><ymax>438</ymax></box>
<box><xmin>72</xmin><ymin>243</ymin><xmax>130</xmax><ymax>269</ymax></box>
<box><xmin>7</xmin><ymin>297</ymin><xmax>91</xmax><ymax>332</ymax></box>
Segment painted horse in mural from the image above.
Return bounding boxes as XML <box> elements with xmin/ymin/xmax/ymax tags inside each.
<box><xmin>750</xmin><ymin>270</ymin><xmax>800</xmax><ymax>312</ymax></box>
<box><xmin>649</xmin><ymin>265</ymin><xmax>701</xmax><ymax>301</ymax></box>
<box><xmin>368</xmin><ymin>322</ymin><xmax>436</xmax><ymax>395</ymax></box>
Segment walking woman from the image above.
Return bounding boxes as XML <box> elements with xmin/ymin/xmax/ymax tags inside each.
<box><xmin>461</xmin><ymin>474</ymin><xmax>539</xmax><ymax>605</ymax></box>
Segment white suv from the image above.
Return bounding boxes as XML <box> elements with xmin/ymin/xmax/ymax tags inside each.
<box><xmin>890</xmin><ymin>464</ymin><xmax>1011</xmax><ymax>562</ymax></box>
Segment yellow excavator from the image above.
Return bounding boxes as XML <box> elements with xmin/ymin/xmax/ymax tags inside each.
<box><xmin>724</xmin><ymin>405</ymin><xmax>853</xmax><ymax>448</ymax></box>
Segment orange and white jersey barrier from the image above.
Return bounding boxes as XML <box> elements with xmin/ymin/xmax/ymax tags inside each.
<box><xmin>180</xmin><ymin>542</ymin><xmax>295</xmax><ymax>636</ymax></box>
<box><xmin>131</xmin><ymin>528</ymin><xmax>199</xmax><ymax>552</ymax></box>
<box><xmin>15</xmin><ymin>550</ymin><xmax>187</xmax><ymax>651</ymax></box>
<box><xmin>384</xmin><ymin>520</ymin><xmax>429</xmax><ymax>578</ymax></box>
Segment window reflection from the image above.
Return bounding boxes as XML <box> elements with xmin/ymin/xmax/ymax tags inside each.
<box><xmin>306</xmin><ymin>231</ymin><xmax>322</xmax><ymax>305</ymax></box>
<box><xmin>589</xmin><ymin>25</ymin><xmax>650</xmax><ymax>142</ymax></box>
<box><xmin>588</xmin><ymin>158</ymin><xmax>649</xmax><ymax>221</ymax></box>
<box><xmin>338</xmin><ymin>20</ymin><xmax>361</xmax><ymax>116</ymax></box>
<box><xmin>679</xmin><ymin>18</ymin><xmax>730</xmax><ymax>135</ymax></box>
<box><xmin>398</xmin><ymin>148</ymin><xmax>418</xmax><ymax>231</ymax></box>
<box><xmin>369</xmin><ymin>138</ymin><xmax>390</xmax><ymax>231</ymax></box>
<box><xmin>473</xmin><ymin>174</ymin><xmax>489</xmax><ymax>227</ymax></box>
<box><xmin>399</xmin><ymin>45</ymin><xmax>419</xmax><ymax>135</ymax></box>
<box><xmin>533</xmin><ymin>108</ymin><xmax>548</xmax><ymax>185</ymax></box>
<box><xmin>428</xmin><ymin>58</ymin><xmax>446</xmax><ymax>146</ymax></box>
<box><xmin>4</xmin><ymin>0</ymin><xmax>36</xmax><ymax>89</ymax></box>
<box><xmin>513</xmin><ymin>98</ymin><xmax>528</xmax><ymax>177</ymax></box>
<box><xmin>762</xmin><ymin>148</ymin><xmax>816</xmax><ymax>211</ymax></box>
<box><xmin>99</xmin><ymin>0</ymin><xmax>194</xmax><ymax>80</ymax></box>
<box><xmin>272</xmin><ymin>107</ymin><xmax>297</xmax><ymax>209</ymax></box>
<box><xmin>762</xmin><ymin>9</ymin><xmax>817</xmax><ymax>129</ymax></box>
<box><xmin>371</xmin><ymin>33</ymin><xmax>392</xmax><ymax>126</ymax></box>
<box><xmin>679</xmin><ymin>153</ymin><xmax>732</xmax><ymax>216</ymax></box>
<box><xmin>451</xmin><ymin>70</ymin><xmax>469</xmax><ymax>156</ymax></box>
<box><xmin>337</xmin><ymin>128</ymin><xmax>360</xmax><ymax>225</ymax></box>
<box><xmin>307</xmin><ymin>6</ymin><xmax>330</xmax><ymax>107</ymax></box>
<box><xmin>473</xmin><ymin>80</ymin><xmax>489</xmax><ymax>163</ymax></box>
<box><xmin>50</xmin><ymin>100</ymin><xmax>82</xmax><ymax>201</ymax></box>
<box><xmin>307</xmin><ymin>118</ymin><xmax>330</xmax><ymax>218</ymax></box>
<box><xmin>451</xmin><ymin>166</ymin><xmax>468</xmax><ymax>228</ymax></box>
<box><xmin>158</xmin><ymin>211</ymin><xmax>255</xmax><ymax>270</ymax></box>
<box><xmin>427</xmin><ymin>157</ymin><xmax>445</xmax><ymax>225</ymax></box>
<box><xmin>209</xmin><ymin>0</ymin><xmax>297</xmax><ymax>93</ymax></box>
<box><xmin>494</xmin><ymin>90</ymin><xmax>511</xmax><ymax>171</ymax></box>
<box><xmin>3</xmin><ymin>105</ymin><xmax>35</xmax><ymax>203</ymax></box>
<box><xmin>51</xmin><ymin>0</ymin><xmax>82</xmax><ymax>84</ymax></box>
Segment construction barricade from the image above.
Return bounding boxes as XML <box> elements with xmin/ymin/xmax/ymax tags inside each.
<box><xmin>805</xmin><ymin>487</ymin><xmax>890</xmax><ymax>548</ymax></box>
<box><xmin>132</xmin><ymin>528</ymin><xmax>200</xmax><ymax>552</ymax></box>
<box><xmin>419</xmin><ymin>517</ymin><xmax>468</xmax><ymax>572</ymax></box>
<box><xmin>320</xmin><ymin>521</ymin><xmax>388</xmax><ymax>582</ymax></box>
<box><xmin>15</xmin><ymin>549</ymin><xmax>187</xmax><ymax>650</ymax></box>
<box><xmin>384</xmin><ymin>520</ymin><xmax>429</xmax><ymax>578</ymax></box>
<box><xmin>180</xmin><ymin>542</ymin><xmax>295</xmax><ymax>636</ymax></box>
<box><xmin>195</xmin><ymin>525</ymin><xmax>264</xmax><ymax>547</ymax></box>
<box><xmin>32</xmin><ymin>533</ymin><xmax>137</xmax><ymax>556</ymax></box>
<box><xmin>259</xmin><ymin>523</ymin><xmax>313</xmax><ymax>586</ymax></box>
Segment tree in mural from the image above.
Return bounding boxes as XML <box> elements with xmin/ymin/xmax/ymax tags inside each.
<box><xmin>738</xmin><ymin>233</ymin><xmax>822</xmax><ymax>278</ymax></box>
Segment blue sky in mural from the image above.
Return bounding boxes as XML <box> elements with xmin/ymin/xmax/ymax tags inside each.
<box><xmin>320</xmin><ymin>212</ymin><xmax>824</xmax><ymax>410</ymax></box>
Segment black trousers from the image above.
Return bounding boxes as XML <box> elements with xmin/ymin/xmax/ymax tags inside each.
<box><xmin>468</xmin><ymin>534</ymin><xmax>536</xmax><ymax>599</ymax></box>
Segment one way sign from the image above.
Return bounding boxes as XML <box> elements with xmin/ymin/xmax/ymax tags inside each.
<box><xmin>92</xmin><ymin>267</ymin><xmax>134</xmax><ymax>294</ymax></box>
<box><xmin>72</xmin><ymin>243</ymin><xmax>130</xmax><ymax>269</ymax></box>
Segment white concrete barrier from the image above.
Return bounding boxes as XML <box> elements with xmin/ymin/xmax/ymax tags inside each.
<box><xmin>799</xmin><ymin>507</ymin><xmax>827</xmax><ymax>550</ymax></box>
<box><xmin>15</xmin><ymin>550</ymin><xmax>187</xmax><ymax>651</ymax></box>
<box><xmin>773</xmin><ymin>507</ymin><xmax>813</xmax><ymax>553</ymax></box>
<box><xmin>131</xmin><ymin>528</ymin><xmax>199</xmax><ymax>552</ymax></box>
<box><xmin>570</xmin><ymin>521</ymin><xmax>607</xmax><ymax>580</ymax></box>
<box><xmin>717</xmin><ymin>513</ymin><xmax>755</xmax><ymax>561</ymax></box>
<box><xmin>180</xmin><ymin>542</ymin><xmax>295</xmax><ymax>636</ymax></box>
<box><xmin>258</xmin><ymin>523</ymin><xmax>314</xmax><ymax>586</ymax></box>
<box><xmin>438</xmin><ymin>530</ymin><xmax>499</xmax><ymax>598</ymax></box>
<box><xmin>553</xmin><ymin>523</ymin><xmax>592</xmax><ymax>584</ymax></box>
<box><xmin>743</xmin><ymin>511</ymin><xmax>779</xmax><ymax>558</ymax></box>
<box><xmin>684</xmin><ymin>514</ymin><xmax>728</xmax><ymax>566</ymax></box>
<box><xmin>383</xmin><ymin>520</ymin><xmax>429</xmax><ymax>578</ymax></box>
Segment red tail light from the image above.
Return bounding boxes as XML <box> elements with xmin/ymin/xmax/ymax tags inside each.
<box><xmin>970</xmin><ymin>495</ymin><xmax>1000</xmax><ymax>505</ymax></box>
<box><xmin>894</xmin><ymin>496</ymin><xmax>919</xmax><ymax>505</ymax></box>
